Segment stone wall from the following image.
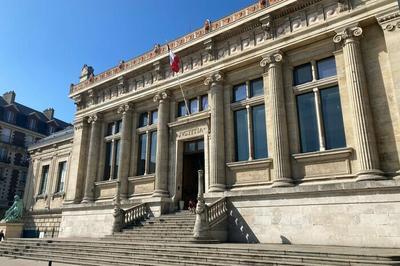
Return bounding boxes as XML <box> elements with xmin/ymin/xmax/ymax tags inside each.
<box><xmin>23</xmin><ymin>211</ymin><xmax>62</xmax><ymax>238</ymax></box>
<box><xmin>227</xmin><ymin>179</ymin><xmax>400</xmax><ymax>248</ymax></box>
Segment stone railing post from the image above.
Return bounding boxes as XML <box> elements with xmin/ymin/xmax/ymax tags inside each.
<box><xmin>82</xmin><ymin>114</ymin><xmax>102</xmax><ymax>203</ymax></box>
<box><xmin>204</xmin><ymin>72</ymin><xmax>225</xmax><ymax>192</ymax></box>
<box><xmin>112</xmin><ymin>180</ymin><xmax>123</xmax><ymax>232</ymax></box>
<box><xmin>193</xmin><ymin>170</ymin><xmax>210</xmax><ymax>240</ymax></box>
<box><xmin>117</xmin><ymin>103</ymin><xmax>132</xmax><ymax>201</ymax></box>
<box><xmin>152</xmin><ymin>91</ymin><xmax>170</xmax><ymax>197</ymax></box>
<box><xmin>333</xmin><ymin>26</ymin><xmax>384</xmax><ymax>181</ymax></box>
<box><xmin>260</xmin><ymin>52</ymin><xmax>292</xmax><ymax>187</ymax></box>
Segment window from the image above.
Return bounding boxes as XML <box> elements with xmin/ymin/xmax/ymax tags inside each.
<box><xmin>294</xmin><ymin>56</ymin><xmax>346</xmax><ymax>153</ymax></box>
<box><xmin>0</xmin><ymin>148</ymin><xmax>9</xmax><ymax>163</ymax></box>
<box><xmin>177</xmin><ymin>95</ymin><xmax>208</xmax><ymax>117</ymax></box>
<box><xmin>25</xmin><ymin>135</ymin><xmax>34</xmax><ymax>147</ymax></box>
<box><xmin>293</xmin><ymin>63</ymin><xmax>313</xmax><ymax>86</ymax></box>
<box><xmin>12</xmin><ymin>131</ymin><xmax>25</xmax><ymax>147</ymax></box>
<box><xmin>139</xmin><ymin>111</ymin><xmax>158</xmax><ymax>127</ymax></box>
<box><xmin>1</xmin><ymin>128</ymin><xmax>11</xmax><ymax>143</ymax></box>
<box><xmin>137</xmin><ymin>134</ymin><xmax>147</xmax><ymax>176</ymax></box>
<box><xmin>5</xmin><ymin>110</ymin><xmax>15</xmax><ymax>123</ymax></box>
<box><xmin>39</xmin><ymin>165</ymin><xmax>49</xmax><ymax>195</ymax></box>
<box><xmin>103</xmin><ymin>121</ymin><xmax>122</xmax><ymax>180</ymax></box>
<box><xmin>28</xmin><ymin>119</ymin><xmax>37</xmax><ymax>130</ymax></box>
<box><xmin>150</xmin><ymin>111</ymin><xmax>158</xmax><ymax>125</ymax></box>
<box><xmin>56</xmin><ymin>161</ymin><xmax>67</xmax><ymax>192</ymax></box>
<box><xmin>148</xmin><ymin>132</ymin><xmax>157</xmax><ymax>173</ymax></box>
<box><xmin>232</xmin><ymin>78</ymin><xmax>268</xmax><ymax>161</ymax></box>
<box><xmin>136</xmin><ymin>109</ymin><xmax>158</xmax><ymax>176</ymax></box>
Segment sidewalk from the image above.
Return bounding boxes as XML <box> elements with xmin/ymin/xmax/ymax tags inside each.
<box><xmin>0</xmin><ymin>257</ymin><xmax>78</xmax><ymax>266</ymax></box>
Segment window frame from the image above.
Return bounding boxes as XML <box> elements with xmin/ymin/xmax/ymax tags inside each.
<box><xmin>56</xmin><ymin>161</ymin><xmax>67</xmax><ymax>193</ymax></box>
<box><xmin>177</xmin><ymin>94</ymin><xmax>209</xmax><ymax>117</ymax></box>
<box><xmin>136</xmin><ymin>110</ymin><xmax>158</xmax><ymax>176</ymax></box>
<box><xmin>102</xmin><ymin>120</ymin><xmax>122</xmax><ymax>180</ymax></box>
<box><xmin>39</xmin><ymin>165</ymin><xmax>49</xmax><ymax>195</ymax></box>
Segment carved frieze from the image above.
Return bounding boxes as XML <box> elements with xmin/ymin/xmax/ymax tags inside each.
<box><xmin>376</xmin><ymin>12</ymin><xmax>400</xmax><ymax>32</ymax></box>
<box><xmin>176</xmin><ymin>126</ymin><xmax>207</xmax><ymax>139</ymax></box>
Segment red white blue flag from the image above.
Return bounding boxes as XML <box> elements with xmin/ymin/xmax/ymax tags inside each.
<box><xmin>168</xmin><ymin>45</ymin><xmax>180</xmax><ymax>73</ymax></box>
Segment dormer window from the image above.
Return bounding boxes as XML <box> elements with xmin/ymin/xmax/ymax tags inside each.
<box><xmin>5</xmin><ymin>110</ymin><xmax>15</xmax><ymax>123</ymax></box>
<box><xmin>48</xmin><ymin>126</ymin><xmax>55</xmax><ymax>134</ymax></box>
<box><xmin>28</xmin><ymin>118</ymin><xmax>37</xmax><ymax>130</ymax></box>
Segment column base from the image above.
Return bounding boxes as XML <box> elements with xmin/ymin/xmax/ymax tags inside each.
<box><xmin>152</xmin><ymin>190</ymin><xmax>169</xmax><ymax>198</ymax></box>
<box><xmin>271</xmin><ymin>178</ymin><xmax>293</xmax><ymax>188</ymax></box>
<box><xmin>395</xmin><ymin>170</ymin><xmax>400</xmax><ymax>180</ymax></box>
<box><xmin>355</xmin><ymin>169</ymin><xmax>386</xmax><ymax>182</ymax></box>
<box><xmin>208</xmin><ymin>184</ymin><xmax>225</xmax><ymax>192</ymax></box>
<box><xmin>81</xmin><ymin>197</ymin><xmax>94</xmax><ymax>204</ymax></box>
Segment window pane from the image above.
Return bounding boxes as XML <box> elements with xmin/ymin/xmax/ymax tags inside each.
<box><xmin>197</xmin><ymin>140</ymin><xmax>204</xmax><ymax>151</ymax></box>
<box><xmin>103</xmin><ymin>142</ymin><xmax>112</xmax><ymax>180</ymax></box>
<box><xmin>317</xmin><ymin>57</ymin><xmax>337</xmax><ymax>79</ymax></box>
<box><xmin>250</xmin><ymin>79</ymin><xmax>264</xmax><ymax>98</ymax></box>
<box><xmin>1</xmin><ymin>128</ymin><xmax>11</xmax><ymax>143</ymax></box>
<box><xmin>234</xmin><ymin>109</ymin><xmax>249</xmax><ymax>161</ymax></box>
<box><xmin>137</xmin><ymin>134</ymin><xmax>147</xmax><ymax>175</ymax></box>
<box><xmin>106</xmin><ymin>122</ymin><xmax>114</xmax><ymax>136</ymax></box>
<box><xmin>320</xmin><ymin>87</ymin><xmax>346</xmax><ymax>149</ymax></box>
<box><xmin>189</xmin><ymin>98</ymin><xmax>199</xmax><ymax>114</ymax></box>
<box><xmin>149</xmin><ymin>132</ymin><xmax>157</xmax><ymax>174</ymax></box>
<box><xmin>138</xmin><ymin>113</ymin><xmax>148</xmax><ymax>127</ymax></box>
<box><xmin>293</xmin><ymin>63</ymin><xmax>313</xmax><ymax>85</ymax></box>
<box><xmin>178</xmin><ymin>101</ymin><xmax>187</xmax><ymax>117</ymax></box>
<box><xmin>113</xmin><ymin>140</ymin><xmax>120</xmax><ymax>179</ymax></box>
<box><xmin>57</xmin><ymin>161</ymin><xmax>67</xmax><ymax>192</ymax></box>
<box><xmin>233</xmin><ymin>84</ymin><xmax>246</xmax><ymax>102</ymax></box>
<box><xmin>40</xmin><ymin>165</ymin><xmax>49</xmax><ymax>194</ymax></box>
<box><xmin>115</xmin><ymin>120</ymin><xmax>122</xmax><ymax>134</ymax></box>
<box><xmin>252</xmin><ymin>105</ymin><xmax>267</xmax><ymax>159</ymax></box>
<box><xmin>297</xmin><ymin>92</ymin><xmax>319</xmax><ymax>152</ymax></box>
<box><xmin>201</xmin><ymin>95</ymin><xmax>208</xmax><ymax>111</ymax></box>
<box><xmin>151</xmin><ymin>111</ymin><xmax>158</xmax><ymax>124</ymax></box>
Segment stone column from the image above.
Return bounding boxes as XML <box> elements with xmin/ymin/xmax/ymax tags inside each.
<box><xmin>260</xmin><ymin>52</ymin><xmax>292</xmax><ymax>187</ymax></box>
<box><xmin>117</xmin><ymin>103</ymin><xmax>132</xmax><ymax>200</ymax></box>
<box><xmin>82</xmin><ymin>114</ymin><xmax>102</xmax><ymax>203</ymax></box>
<box><xmin>204</xmin><ymin>72</ymin><xmax>225</xmax><ymax>192</ymax></box>
<box><xmin>333</xmin><ymin>26</ymin><xmax>383</xmax><ymax>181</ymax></box>
<box><xmin>152</xmin><ymin>91</ymin><xmax>170</xmax><ymax>197</ymax></box>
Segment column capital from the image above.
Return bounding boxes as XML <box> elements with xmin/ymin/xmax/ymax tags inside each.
<box><xmin>87</xmin><ymin>113</ymin><xmax>101</xmax><ymax>124</ymax></box>
<box><xmin>153</xmin><ymin>91</ymin><xmax>170</xmax><ymax>104</ymax></box>
<box><xmin>260</xmin><ymin>51</ymin><xmax>283</xmax><ymax>68</ymax></box>
<box><xmin>333</xmin><ymin>26</ymin><xmax>363</xmax><ymax>44</ymax></box>
<box><xmin>376</xmin><ymin>11</ymin><xmax>400</xmax><ymax>32</ymax></box>
<box><xmin>204</xmin><ymin>71</ymin><xmax>223</xmax><ymax>86</ymax></box>
<box><xmin>117</xmin><ymin>103</ymin><xmax>131</xmax><ymax>115</ymax></box>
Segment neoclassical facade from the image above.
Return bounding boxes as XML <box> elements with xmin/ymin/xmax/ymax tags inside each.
<box><xmin>24</xmin><ymin>0</ymin><xmax>400</xmax><ymax>247</ymax></box>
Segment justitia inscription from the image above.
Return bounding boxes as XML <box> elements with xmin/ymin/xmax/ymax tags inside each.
<box><xmin>176</xmin><ymin>127</ymin><xmax>207</xmax><ymax>139</ymax></box>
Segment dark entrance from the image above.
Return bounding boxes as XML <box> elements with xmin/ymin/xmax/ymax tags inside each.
<box><xmin>182</xmin><ymin>139</ymin><xmax>205</xmax><ymax>209</ymax></box>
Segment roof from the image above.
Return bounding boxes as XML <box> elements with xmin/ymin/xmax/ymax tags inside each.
<box><xmin>28</xmin><ymin>126</ymin><xmax>74</xmax><ymax>150</ymax></box>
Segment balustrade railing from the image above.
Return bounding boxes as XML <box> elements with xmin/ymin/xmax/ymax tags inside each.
<box><xmin>122</xmin><ymin>203</ymin><xmax>149</xmax><ymax>228</ymax></box>
<box><xmin>207</xmin><ymin>197</ymin><xmax>228</xmax><ymax>228</ymax></box>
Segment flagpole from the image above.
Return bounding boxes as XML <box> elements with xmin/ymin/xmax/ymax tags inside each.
<box><xmin>176</xmin><ymin>72</ymin><xmax>191</xmax><ymax>116</ymax></box>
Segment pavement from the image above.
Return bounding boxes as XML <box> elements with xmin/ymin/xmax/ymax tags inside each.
<box><xmin>0</xmin><ymin>257</ymin><xmax>78</xmax><ymax>266</ymax></box>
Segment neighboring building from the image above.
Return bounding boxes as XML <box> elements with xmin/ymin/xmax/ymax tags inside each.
<box><xmin>0</xmin><ymin>91</ymin><xmax>70</xmax><ymax>216</ymax></box>
<box><xmin>24</xmin><ymin>0</ymin><xmax>400</xmax><ymax>248</ymax></box>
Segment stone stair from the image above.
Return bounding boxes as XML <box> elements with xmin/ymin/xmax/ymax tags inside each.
<box><xmin>0</xmin><ymin>210</ymin><xmax>399</xmax><ymax>265</ymax></box>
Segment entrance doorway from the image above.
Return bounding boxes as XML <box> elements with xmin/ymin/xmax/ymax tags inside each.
<box><xmin>182</xmin><ymin>139</ymin><xmax>205</xmax><ymax>209</ymax></box>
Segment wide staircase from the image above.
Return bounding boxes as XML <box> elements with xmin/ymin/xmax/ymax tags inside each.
<box><xmin>0</xmin><ymin>204</ymin><xmax>400</xmax><ymax>265</ymax></box>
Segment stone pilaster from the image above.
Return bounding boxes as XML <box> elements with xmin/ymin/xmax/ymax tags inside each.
<box><xmin>204</xmin><ymin>72</ymin><xmax>225</xmax><ymax>192</ymax></box>
<box><xmin>82</xmin><ymin>114</ymin><xmax>102</xmax><ymax>203</ymax></box>
<box><xmin>260</xmin><ymin>52</ymin><xmax>292</xmax><ymax>187</ymax></box>
<box><xmin>333</xmin><ymin>26</ymin><xmax>384</xmax><ymax>181</ymax></box>
<box><xmin>117</xmin><ymin>103</ymin><xmax>132</xmax><ymax>200</ymax></box>
<box><xmin>152</xmin><ymin>91</ymin><xmax>170</xmax><ymax>197</ymax></box>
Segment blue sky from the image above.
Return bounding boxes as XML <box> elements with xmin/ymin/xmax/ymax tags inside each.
<box><xmin>0</xmin><ymin>0</ymin><xmax>256</xmax><ymax>123</ymax></box>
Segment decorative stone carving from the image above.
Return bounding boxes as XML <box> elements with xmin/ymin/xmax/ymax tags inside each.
<box><xmin>204</xmin><ymin>38</ymin><xmax>215</xmax><ymax>61</ymax></box>
<box><xmin>112</xmin><ymin>181</ymin><xmax>123</xmax><ymax>232</ymax></box>
<box><xmin>153</xmin><ymin>91</ymin><xmax>169</xmax><ymax>103</ymax></box>
<box><xmin>338</xmin><ymin>0</ymin><xmax>351</xmax><ymax>12</ymax></box>
<box><xmin>87</xmin><ymin>113</ymin><xmax>100</xmax><ymax>124</ymax></box>
<box><xmin>117</xmin><ymin>103</ymin><xmax>131</xmax><ymax>115</ymax></box>
<box><xmin>153</xmin><ymin>61</ymin><xmax>162</xmax><ymax>81</ymax></box>
<box><xmin>204</xmin><ymin>19</ymin><xmax>211</xmax><ymax>32</ymax></box>
<box><xmin>260</xmin><ymin>52</ymin><xmax>283</xmax><ymax>67</ymax></box>
<box><xmin>376</xmin><ymin>12</ymin><xmax>400</xmax><ymax>32</ymax></box>
<box><xmin>117</xmin><ymin>76</ymin><xmax>128</xmax><ymax>94</ymax></box>
<box><xmin>86</xmin><ymin>89</ymin><xmax>96</xmax><ymax>106</ymax></box>
<box><xmin>259</xmin><ymin>15</ymin><xmax>273</xmax><ymax>39</ymax></box>
<box><xmin>204</xmin><ymin>72</ymin><xmax>223</xmax><ymax>86</ymax></box>
<box><xmin>153</xmin><ymin>43</ymin><xmax>161</xmax><ymax>54</ymax></box>
<box><xmin>71</xmin><ymin>94</ymin><xmax>83</xmax><ymax>110</ymax></box>
<box><xmin>259</xmin><ymin>0</ymin><xmax>267</xmax><ymax>8</ymax></box>
<box><xmin>80</xmin><ymin>64</ymin><xmax>94</xmax><ymax>82</ymax></box>
<box><xmin>333</xmin><ymin>26</ymin><xmax>363</xmax><ymax>44</ymax></box>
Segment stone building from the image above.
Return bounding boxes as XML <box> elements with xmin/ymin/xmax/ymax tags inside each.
<box><xmin>0</xmin><ymin>91</ymin><xmax>70</xmax><ymax>216</ymax></box>
<box><xmin>23</xmin><ymin>0</ymin><xmax>400</xmax><ymax>247</ymax></box>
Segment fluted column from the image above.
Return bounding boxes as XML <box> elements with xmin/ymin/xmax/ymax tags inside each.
<box><xmin>333</xmin><ymin>26</ymin><xmax>383</xmax><ymax>181</ymax></box>
<box><xmin>204</xmin><ymin>72</ymin><xmax>225</xmax><ymax>192</ymax></box>
<box><xmin>82</xmin><ymin>114</ymin><xmax>102</xmax><ymax>203</ymax></box>
<box><xmin>117</xmin><ymin>103</ymin><xmax>132</xmax><ymax>200</ymax></box>
<box><xmin>260</xmin><ymin>52</ymin><xmax>292</xmax><ymax>187</ymax></box>
<box><xmin>153</xmin><ymin>91</ymin><xmax>170</xmax><ymax>197</ymax></box>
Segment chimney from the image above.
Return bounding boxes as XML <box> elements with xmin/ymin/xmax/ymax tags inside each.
<box><xmin>3</xmin><ymin>91</ymin><xmax>16</xmax><ymax>104</ymax></box>
<box><xmin>43</xmin><ymin>108</ymin><xmax>54</xmax><ymax>120</ymax></box>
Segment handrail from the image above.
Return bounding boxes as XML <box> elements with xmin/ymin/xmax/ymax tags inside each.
<box><xmin>121</xmin><ymin>203</ymin><xmax>149</xmax><ymax>228</ymax></box>
<box><xmin>206</xmin><ymin>197</ymin><xmax>228</xmax><ymax>228</ymax></box>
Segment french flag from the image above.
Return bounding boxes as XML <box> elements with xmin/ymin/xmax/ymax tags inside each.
<box><xmin>168</xmin><ymin>45</ymin><xmax>180</xmax><ymax>73</ymax></box>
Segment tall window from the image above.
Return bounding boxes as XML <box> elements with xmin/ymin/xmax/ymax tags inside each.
<box><xmin>5</xmin><ymin>110</ymin><xmax>15</xmax><ymax>123</ymax></box>
<box><xmin>28</xmin><ymin>118</ymin><xmax>37</xmax><ymax>130</ymax></box>
<box><xmin>0</xmin><ymin>128</ymin><xmax>11</xmax><ymax>143</ymax></box>
<box><xmin>177</xmin><ymin>94</ymin><xmax>208</xmax><ymax>117</ymax></box>
<box><xmin>39</xmin><ymin>165</ymin><xmax>49</xmax><ymax>195</ymax></box>
<box><xmin>103</xmin><ymin>120</ymin><xmax>121</xmax><ymax>180</ymax></box>
<box><xmin>294</xmin><ymin>56</ymin><xmax>346</xmax><ymax>153</ymax></box>
<box><xmin>56</xmin><ymin>161</ymin><xmax>67</xmax><ymax>192</ymax></box>
<box><xmin>232</xmin><ymin>78</ymin><xmax>267</xmax><ymax>161</ymax></box>
<box><xmin>0</xmin><ymin>147</ymin><xmax>9</xmax><ymax>163</ymax></box>
<box><xmin>137</xmin><ymin>111</ymin><xmax>158</xmax><ymax>175</ymax></box>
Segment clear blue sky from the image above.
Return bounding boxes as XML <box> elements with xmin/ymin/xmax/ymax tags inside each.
<box><xmin>0</xmin><ymin>0</ymin><xmax>256</xmax><ymax>123</ymax></box>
